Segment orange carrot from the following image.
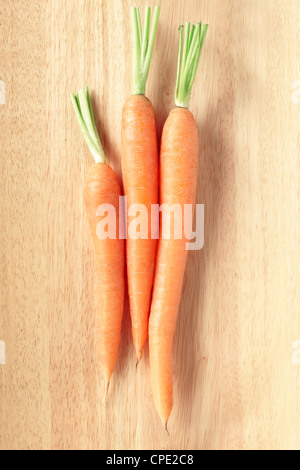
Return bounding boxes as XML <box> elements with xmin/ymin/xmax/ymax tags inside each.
<box><xmin>149</xmin><ymin>22</ymin><xmax>208</xmax><ymax>427</ymax></box>
<box><xmin>121</xmin><ymin>6</ymin><xmax>160</xmax><ymax>361</ymax></box>
<box><xmin>71</xmin><ymin>88</ymin><xmax>125</xmax><ymax>398</ymax></box>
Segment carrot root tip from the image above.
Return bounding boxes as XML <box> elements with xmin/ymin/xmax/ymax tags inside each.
<box><xmin>136</xmin><ymin>349</ymin><xmax>143</xmax><ymax>366</ymax></box>
<box><xmin>102</xmin><ymin>380</ymin><xmax>110</xmax><ymax>404</ymax></box>
<box><xmin>135</xmin><ymin>354</ymin><xmax>143</xmax><ymax>369</ymax></box>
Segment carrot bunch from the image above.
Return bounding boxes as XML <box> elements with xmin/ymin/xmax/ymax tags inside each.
<box><xmin>71</xmin><ymin>6</ymin><xmax>209</xmax><ymax>431</ymax></box>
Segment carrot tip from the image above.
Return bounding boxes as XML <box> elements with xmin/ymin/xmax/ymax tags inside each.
<box><xmin>165</xmin><ymin>421</ymin><xmax>170</xmax><ymax>438</ymax></box>
<box><xmin>102</xmin><ymin>380</ymin><xmax>110</xmax><ymax>404</ymax></box>
<box><xmin>135</xmin><ymin>353</ymin><xmax>143</xmax><ymax>369</ymax></box>
<box><xmin>135</xmin><ymin>349</ymin><xmax>143</xmax><ymax>365</ymax></box>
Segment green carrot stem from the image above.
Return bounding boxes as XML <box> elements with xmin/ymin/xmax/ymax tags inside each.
<box><xmin>188</xmin><ymin>24</ymin><xmax>196</xmax><ymax>50</ymax></box>
<box><xmin>175</xmin><ymin>22</ymin><xmax>208</xmax><ymax>109</ymax></box>
<box><xmin>71</xmin><ymin>87</ymin><xmax>106</xmax><ymax>164</ymax></box>
<box><xmin>131</xmin><ymin>5</ymin><xmax>160</xmax><ymax>96</ymax></box>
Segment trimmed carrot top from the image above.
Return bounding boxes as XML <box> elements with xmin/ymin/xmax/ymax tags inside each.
<box><xmin>71</xmin><ymin>87</ymin><xmax>106</xmax><ymax>164</ymax></box>
<box><xmin>175</xmin><ymin>22</ymin><xmax>208</xmax><ymax>109</ymax></box>
<box><xmin>131</xmin><ymin>5</ymin><xmax>160</xmax><ymax>96</ymax></box>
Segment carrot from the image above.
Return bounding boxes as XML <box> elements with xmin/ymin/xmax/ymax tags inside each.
<box><xmin>149</xmin><ymin>22</ymin><xmax>208</xmax><ymax>427</ymax></box>
<box><xmin>121</xmin><ymin>6</ymin><xmax>160</xmax><ymax>361</ymax></box>
<box><xmin>71</xmin><ymin>88</ymin><xmax>125</xmax><ymax>398</ymax></box>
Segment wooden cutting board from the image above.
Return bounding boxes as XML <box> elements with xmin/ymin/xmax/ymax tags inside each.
<box><xmin>1</xmin><ymin>0</ymin><xmax>300</xmax><ymax>450</ymax></box>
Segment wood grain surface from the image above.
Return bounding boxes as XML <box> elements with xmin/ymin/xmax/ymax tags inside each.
<box><xmin>1</xmin><ymin>0</ymin><xmax>300</xmax><ymax>450</ymax></box>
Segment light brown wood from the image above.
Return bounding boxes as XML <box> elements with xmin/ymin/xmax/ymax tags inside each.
<box><xmin>1</xmin><ymin>0</ymin><xmax>300</xmax><ymax>450</ymax></box>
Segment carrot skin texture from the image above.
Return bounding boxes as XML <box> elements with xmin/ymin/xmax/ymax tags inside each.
<box><xmin>121</xmin><ymin>95</ymin><xmax>159</xmax><ymax>360</ymax></box>
<box><xmin>149</xmin><ymin>108</ymin><xmax>199</xmax><ymax>426</ymax></box>
<box><xmin>84</xmin><ymin>163</ymin><xmax>125</xmax><ymax>385</ymax></box>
